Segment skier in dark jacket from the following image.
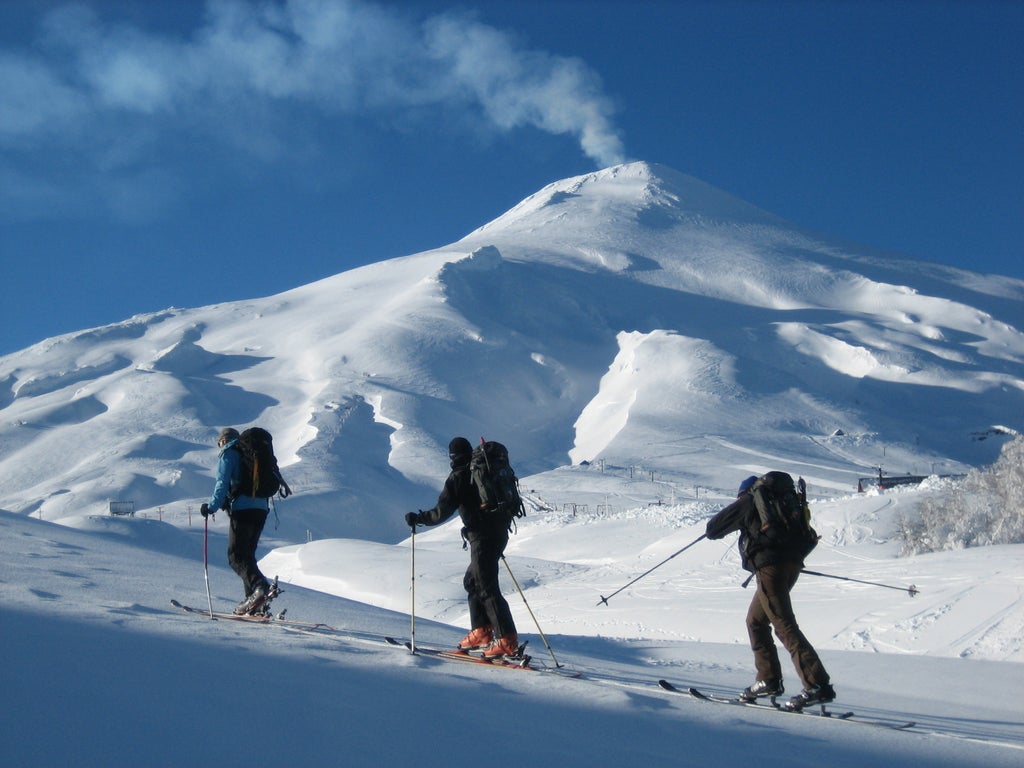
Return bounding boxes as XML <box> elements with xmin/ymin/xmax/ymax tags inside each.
<box><xmin>705</xmin><ymin>474</ymin><xmax>835</xmax><ymax>711</ymax></box>
<box><xmin>404</xmin><ymin>437</ymin><xmax>520</xmax><ymax>659</ymax></box>
<box><xmin>200</xmin><ymin>427</ymin><xmax>275</xmax><ymax>616</ymax></box>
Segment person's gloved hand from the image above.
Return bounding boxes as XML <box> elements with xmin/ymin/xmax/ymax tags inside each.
<box><xmin>200</xmin><ymin>503</ymin><xmax>212</xmax><ymax>518</ymax></box>
<box><xmin>405</xmin><ymin>511</ymin><xmax>421</xmax><ymax>528</ymax></box>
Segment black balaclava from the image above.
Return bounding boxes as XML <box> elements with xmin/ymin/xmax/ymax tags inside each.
<box><xmin>449</xmin><ymin>436</ymin><xmax>473</xmax><ymax>468</ymax></box>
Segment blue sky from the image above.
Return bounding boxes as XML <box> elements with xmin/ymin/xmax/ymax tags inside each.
<box><xmin>2</xmin><ymin>0</ymin><xmax>1021</xmax><ymax>356</ymax></box>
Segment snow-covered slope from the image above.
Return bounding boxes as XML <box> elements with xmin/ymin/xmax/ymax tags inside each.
<box><xmin>0</xmin><ymin>162</ymin><xmax>1021</xmax><ymax>546</ymax></box>
<box><xmin>3</xmin><ymin>491</ymin><xmax>1022</xmax><ymax>767</ymax></box>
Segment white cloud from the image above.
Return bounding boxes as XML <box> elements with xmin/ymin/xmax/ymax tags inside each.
<box><xmin>0</xmin><ymin>0</ymin><xmax>626</xmax><ymax>168</ymax></box>
<box><xmin>423</xmin><ymin>13</ymin><xmax>625</xmax><ymax>167</ymax></box>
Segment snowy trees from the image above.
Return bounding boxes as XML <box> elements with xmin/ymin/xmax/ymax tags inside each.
<box><xmin>899</xmin><ymin>437</ymin><xmax>1024</xmax><ymax>555</ymax></box>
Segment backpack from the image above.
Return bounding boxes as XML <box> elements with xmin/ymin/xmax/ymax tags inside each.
<box><xmin>744</xmin><ymin>471</ymin><xmax>817</xmax><ymax>562</ymax></box>
<box><xmin>469</xmin><ymin>440</ymin><xmax>526</xmax><ymax>528</ymax></box>
<box><xmin>231</xmin><ymin>427</ymin><xmax>292</xmax><ymax>500</ymax></box>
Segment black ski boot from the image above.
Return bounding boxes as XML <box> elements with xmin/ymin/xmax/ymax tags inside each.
<box><xmin>739</xmin><ymin>678</ymin><xmax>784</xmax><ymax>703</ymax></box>
<box><xmin>782</xmin><ymin>683</ymin><xmax>836</xmax><ymax>711</ymax></box>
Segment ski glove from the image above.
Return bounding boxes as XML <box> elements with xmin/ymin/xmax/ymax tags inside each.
<box><xmin>200</xmin><ymin>503</ymin><xmax>212</xmax><ymax>518</ymax></box>
<box><xmin>405</xmin><ymin>512</ymin><xmax>421</xmax><ymax>528</ymax></box>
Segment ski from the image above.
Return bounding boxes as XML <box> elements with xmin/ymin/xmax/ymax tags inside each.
<box><xmin>385</xmin><ymin>637</ymin><xmax>581</xmax><ymax>678</ymax></box>
<box><xmin>659</xmin><ymin>681</ymin><xmax>915</xmax><ymax>730</ymax></box>
<box><xmin>170</xmin><ymin>599</ymin><xmax>335</xmax><ymax>632</ymax></box>
<box><xmin>681</xmin><ymin>682</ymin><xmax>854</xmax><ymax>718</ymax></box>
<box><xmin>172</xmin><ymin>599</ymin><xmax>421</xmax><ymax>650</ymax></box>
<box><xmin>385</xmin><ymin>636</ymin><xmax>533</xmax><ymax>670</ymax></box>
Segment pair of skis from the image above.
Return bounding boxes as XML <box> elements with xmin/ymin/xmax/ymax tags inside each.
<box><xmin>658</xmin><ymin>679</ymin><xmax>915</xmax><ymax>731</ymax></box>
<box><xmin>387</xmin><ymin>637</ymin><xmax>582</xmax><ymax>678</ymax></box>
<box><xmin>170</xmin><ymin>598</ymin><xmax>334</xmax><ymax>632</ymax></box>
<box><xmin>387</xmin><ymin>637</ymin><xmax>530</xmax><ymax>669</ymax></box>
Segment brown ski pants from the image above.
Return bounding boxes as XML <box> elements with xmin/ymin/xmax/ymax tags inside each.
<box><xmin>747</xmin><ymin>560</ymin><xmax>830</xmax><ymax>690</ymax></box>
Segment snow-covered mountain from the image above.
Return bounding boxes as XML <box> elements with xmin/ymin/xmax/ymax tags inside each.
<box><xmin>1</xmin><ymin>162</ymin><xmax>1021</xmax><ymax>544</ymax></box>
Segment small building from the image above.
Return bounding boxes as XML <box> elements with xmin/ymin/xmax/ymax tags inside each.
<box><xmin>108</xmin><ymin>501</ymin><xmax>135</xmax><ymax>517</ymax></box>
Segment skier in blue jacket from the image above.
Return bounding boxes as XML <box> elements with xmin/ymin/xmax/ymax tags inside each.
<box><xmin>201</xmin><ymin>428</ymin><xmax>274</xmax><ymax>615</ymax></box>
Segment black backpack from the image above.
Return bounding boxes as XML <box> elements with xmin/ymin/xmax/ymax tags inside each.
<box><xmin>231</xmin><ymin>427</ymin><xmax>292</xmax><ymax>500</ymax></box>
<box><xmin>469</xmin><ymin>440</ymin><xmax>526</xmax><ymax>527</ymax></box>
<box><xmin>746</xmin><ymin>471</ymin><xmax>817</xmax><ymax>559</ymax></box>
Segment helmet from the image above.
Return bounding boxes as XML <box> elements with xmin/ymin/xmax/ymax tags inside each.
<box><xmin>737</xmin><ymin>475</ymin><xmax>758</xmax><ymax>496</ymax></box>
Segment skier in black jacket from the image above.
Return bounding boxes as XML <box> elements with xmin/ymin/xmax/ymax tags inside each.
<box><xmin>404</xmin><ymin>437</ymin><xmax>520</xmax><ymax>659</ymax></box>
<box><xmin>705</xmin><ymin>474</ymin><xmax>835</xmax><ymax>711</ymax></box>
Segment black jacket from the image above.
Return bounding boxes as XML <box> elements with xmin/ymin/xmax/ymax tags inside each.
<box><xmin>418</xmin><ymin>460</ymin><xmax>508</xmax><ymax>539</ymax></box>
<box><xmin>706</xmin><ymin>493</ymin><xmax>809</xmax><ymax>572</ymax></box>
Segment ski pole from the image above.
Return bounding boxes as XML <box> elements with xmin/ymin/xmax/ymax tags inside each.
<box><xmin>801</xmin><ymin>568</ymin><xmax>919</xmax><ymax>597</ymax></box>
<box><xmin>598</xmin><ymin>533</ymin><xmax>707</xmax><ymax>606</ymax></box>
<box><xmin>410</xmin><ymin>525</ymin><xmax>417</xmax><ymax>653</ymax></box>
<box><xmin>203</xmin><ymin>514</ymin><xmax>215</xmax><ymax>619</ymax></box>
<box><xmin>502</xmin><ymin>555</ymin><xmax>563</xmax><ymax>669</ymax></box>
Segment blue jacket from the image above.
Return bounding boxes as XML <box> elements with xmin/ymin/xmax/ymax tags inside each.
<box><xmin>209</xmin><ymin>438</ymin><xmax>269</xmax><ymax>513</ymax></box>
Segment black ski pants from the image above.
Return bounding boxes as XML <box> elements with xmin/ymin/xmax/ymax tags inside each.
<box><xmin>463</xmin><ymin>532</ymin><xmax>517</xmax><ymax>639</ymax></box>
<box><xmin>228</xmin><ymin>507</ymin><xmax>270</xmax><ymax>597</ymax></box>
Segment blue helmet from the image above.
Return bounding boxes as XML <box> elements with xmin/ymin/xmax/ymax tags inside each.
<box><xmin>737</xmin><ymin>475</ymin><xmax>758</xmax><ymax>496</ymax></box>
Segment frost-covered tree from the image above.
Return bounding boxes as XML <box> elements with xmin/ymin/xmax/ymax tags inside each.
<box><xmin>899</xmin><ymin>437</ymin><xmax>1024</xmax><ymax>555</ymax></box>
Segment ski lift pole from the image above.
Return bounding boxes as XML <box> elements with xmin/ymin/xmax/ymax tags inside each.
<box><xmin>502</xmin><ymin>555</ymin><xmax>563</xmax><ymax>669</ymax></box>
<box><xmin>597</xmin><ymin>533</ymin><xmax>707</xmax><ymax>606</ymax></box>
<box><xmin>203</xmin><ymin>514</ymin><xmax>215</xmax><ymax>619</ymax></box>
<box><xmin>801</xmin><ymin>568</ymin><xmax>919</xmax><ymax>597</ymax></box>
